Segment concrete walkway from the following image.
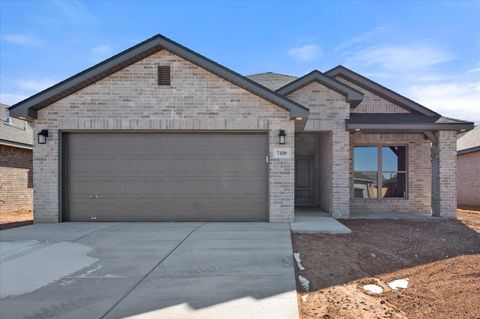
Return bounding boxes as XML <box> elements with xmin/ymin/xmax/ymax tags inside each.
<box><xmin>0</xmin><ymin>222</ymin><xmax>298</xmax><ymax>319</ymax></box>
<box><xmin>291</xmin><ymin>212</ymin><xmax>352</xmax><ymax>234</ymax></box>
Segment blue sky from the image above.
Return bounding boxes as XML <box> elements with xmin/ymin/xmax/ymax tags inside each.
<box><xmin>1</xmin><ymin>0</ymin><xmax>479</xmax><ymax>122</ymax></box>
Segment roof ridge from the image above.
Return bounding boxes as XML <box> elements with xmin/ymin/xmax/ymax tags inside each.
<box><xmin>247</xmin><ymin>71</ymin><xmax>298</xmax><ymax>78</ymax></box>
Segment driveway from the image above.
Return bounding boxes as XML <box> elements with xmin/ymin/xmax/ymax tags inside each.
<box><xmin>0</xmin><ymin>222</ymin><xmax>298</xmax><ymax>319</ymax></box>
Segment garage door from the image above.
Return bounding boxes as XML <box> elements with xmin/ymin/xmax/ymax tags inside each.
<box><xmin>64</xmin><ymin>132</ymin><xmax>268</xmax><ymax>222</ymax></box>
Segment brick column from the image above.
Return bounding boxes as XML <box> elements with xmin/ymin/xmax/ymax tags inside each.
<box><xmin>431</xmin><ymin>131</ymin><xmax>457</xmax><ymax>218</ymax></box>
<box><xmin>331</xmin><ymin>129</ymin><xmax>350</xmax><ymax>218</ymax></box>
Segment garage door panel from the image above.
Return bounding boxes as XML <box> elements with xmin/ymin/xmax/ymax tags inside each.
<box><xmin>65</xmin><ymin>132</ymin><xmax>268</xmax><ymax>221</ymax></box>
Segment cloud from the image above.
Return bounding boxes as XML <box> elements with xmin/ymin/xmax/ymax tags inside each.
<box><xmin>91</xmin><ymin>44</ymin><xmax>111</xmax><ymax>55</ymax></box>
<box><xmin>0</xmin><ymin>93</ymin><xmax>29</xmax><ymax>106</ymax></box>
<box><xmin>466</xmin><ymin>64</ymin><xmax>480</xmax><ymax>74</ymax></box>
<box><xmin>52</xmin><ymin>0</ymin><xmax>96</xmax><ymax>24</ymax></box>
<box><xmin>345</xmin><ymin>44</ymin><xmax>453</xmax><ymax>72</ymax></box>
<box><xmin>334</xmin><ymin>27</ymin><xmax>387</xmax><ymax>55</ymax></box>
<box><xmin>15</xmin><ymin>78</ymin><xmax>57</xmax><ymax>92</ymax></box>
<box><xmin>409</xmin><ymin>82</ymin><xmax>480</xmax><ymax>123</ymax></box>
<box><xmin>2</xmin><ymin>34</ymin><xmax>44</xmax><ymax>47</ymax></box>
<box><xmin>288</xmin><ymin>44</ymin><xmax>322</xmax><ymax>61</ymax></box>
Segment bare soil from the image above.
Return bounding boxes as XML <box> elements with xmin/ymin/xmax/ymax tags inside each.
<box><xmin>0</xmin><ymin>209</ymin><xmax>33</xmax><ymax>230</ymax></box>
<box><xmin>293</xmin><ymin>210</ymin><xmax>480</xmax><ymax>319</ymax></box>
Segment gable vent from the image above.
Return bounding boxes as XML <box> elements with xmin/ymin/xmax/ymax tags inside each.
<box><xmin>158</xmin><ymin>65</ymin><xmax>171</xmax><ymax>86</ymax></box>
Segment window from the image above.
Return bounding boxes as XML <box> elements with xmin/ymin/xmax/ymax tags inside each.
<box><xmin>157</xmin><ymin>65</ymin><xmax>171</xmax><ymax>86</ymax></box>
<box><xmin>353</xmin><ymin>145</ymin><xmax>407</xmax><ymax>199</ymax></box>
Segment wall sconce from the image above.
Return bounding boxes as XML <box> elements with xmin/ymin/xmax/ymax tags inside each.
<box><xmin>38</xmin><ymin>129</ymin><xmax>48</xmax><ymax>144</ymax></box>
<box><xmin>278</xmin><ymin>129</ymin><xmax>286</xmax><ymax>145</ymax></box>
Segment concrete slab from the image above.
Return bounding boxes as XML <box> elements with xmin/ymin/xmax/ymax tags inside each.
<box><xmin>0</xmin><ymin>222</ymin><xmax>299</xmax><ymax>319</ymax></box>
<box><xmin>290</xmin><ymin>215</ymin><xmax>351</xmax><ymax>234</ymax></box>
<box><xmin>350</xmin><ymin>212</ymin><xmax>437</xmax><ymax>220</ymax></box>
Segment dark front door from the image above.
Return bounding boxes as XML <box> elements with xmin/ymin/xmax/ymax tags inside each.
<box><xmin>295</xmin><ymin>156</ymin><xmax>317</xmax><ymax>206</ymax></box>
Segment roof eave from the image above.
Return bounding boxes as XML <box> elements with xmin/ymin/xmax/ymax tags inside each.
<box><xmin>346</xmin><ymin>121</ymin><xmax>474</xmax><ymax>132</ymax></box>
<box><xmin>0</xmin><ymin>139</ymin><xmax>33</xmax><ymax>150</ymax></box>
<box><xmin>458</xmin><ymin>146</ymin><xmax>480</xmax><ymax>155</ymax></box>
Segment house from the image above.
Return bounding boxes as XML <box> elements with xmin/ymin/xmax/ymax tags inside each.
<box><xmin>0</xmin><ymin>103</ymin><xmax>33</xmax><ymax>214</ymax></box>
<box><xmin>8</xmin><ymin>34</ymin><xmax>474</xmax><ymax>223</ymax></box>
<box><xmin>457</xmin><ymin>126</ymin><xmax>480</xmax><ymax>210</ymax></box>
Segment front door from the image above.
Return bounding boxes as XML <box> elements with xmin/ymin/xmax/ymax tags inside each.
<box><xmin>295</xmin><ymin>156</ymin><xmax>316</xmax><ymax>206</ymax></box>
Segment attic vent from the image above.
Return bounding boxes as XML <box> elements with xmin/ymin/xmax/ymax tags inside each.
<box><xmin>158</xmin><ymin>65</ymin><xmax>171</xmax><ymax>86</ymax></box>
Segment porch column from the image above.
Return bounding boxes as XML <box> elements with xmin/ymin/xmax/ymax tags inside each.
<box><xmin>431</xmin><ymin>131</ymin><xmax>457</xmax><ymax>217</ymax></box>
<box><xmin>331</xmin><ymin>129</ymin><xmax>350</xmax><ymax>218</ymax></box>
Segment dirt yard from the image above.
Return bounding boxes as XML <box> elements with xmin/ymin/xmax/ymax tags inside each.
<box><xmin>293</xmin><ymin>210</ymin><xmax>480</xmax><ymax>319</ymax></box>
<box><xmin>0</xmin><ymin>209</ymin><xmax>33</xmax><ymax>230</ymax></box>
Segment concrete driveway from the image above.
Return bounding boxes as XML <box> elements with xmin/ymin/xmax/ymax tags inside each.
<box><xmin>0</xmin><ymin>222</ymin><xmax>298</xmax><ymax>319</ymax></box>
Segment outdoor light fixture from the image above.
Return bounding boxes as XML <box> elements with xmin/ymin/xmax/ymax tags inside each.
<box><xmin>278</xmin><ymin>129</ymin><xmax>286</xmax><ymax>145</ymax></box>
<box><xmin>38</xmin><ymin>129</ymin><xmax>48</xmax><ymax>144</ymax></box>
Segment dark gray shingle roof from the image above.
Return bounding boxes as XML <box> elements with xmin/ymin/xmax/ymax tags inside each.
<box><xmin>246</xmin><ymin>72</ymin><xmax>298</xmax><ymax>90</ymax></box>
<box><xmin>347</xmin><ymin>113</ymin><xmax>473</xmax><ymax>132</ymax></box>
<box><xmin>457</xmin><ymin>125</ymin><xmax>480</xmax><ymax>153</ymax></box>
<box><xmin>0</xmin><ymin>103</ymin><xmax>33</xmax><ymax>148</ymax></box>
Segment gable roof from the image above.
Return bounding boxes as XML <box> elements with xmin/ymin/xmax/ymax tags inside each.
<box><xmin>457</xmin><ymin>125</ymin><xmax>480</xmax><ymax>154</ymax></box>
<box><xmin>325</xmin><ymin>65</ymin><xmax>439</xmax><ymax>116</ymax></box>
<box><xmin>246</xmin><ymin>72</ymin><xmax>298</xmax><ymax>90</ymax></box>
<box><xmin>0</xmin><ymin>104</ymin><xmax>33</xmax><ymax>149</ymax></box>
<box><xmin>276</xmin><ymin>70</ymin><xmax>364</xmax><ymax>107</ymax></box>
<box><xmin>9</xmin><ymin>34</ymin><xmax>309</xmax><ymax>120</ymax></box>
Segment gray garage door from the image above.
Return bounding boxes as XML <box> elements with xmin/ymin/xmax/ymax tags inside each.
<box><xmin>64</xmin><ymin>132</ymin><xmax>268</xmax><ymax>222</ymax></box>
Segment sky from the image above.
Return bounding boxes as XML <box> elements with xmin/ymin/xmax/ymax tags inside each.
<box><xmin>1</xmin><ymin>0</ymin><xmax>479</xmax><ymax>123</ymax></box>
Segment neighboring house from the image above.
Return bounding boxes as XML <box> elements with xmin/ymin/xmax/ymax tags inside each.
<box><xmin>8</xmin><ymin>34</ymin><xmax>473</xmax><ymax>223</ymax></box>
<box><xmin>457</xmin><ymin>126</ymin><xmax>480</xmax><ymax>210</ymax></box>
<box><xmin>0</xmin><ymin>103</ymin><xmax>33</xmax><ymax>213</ymax></box>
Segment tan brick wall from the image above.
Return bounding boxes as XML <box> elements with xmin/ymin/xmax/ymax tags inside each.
<box><xmin>457</xmin><ymin>151</ymin><xmax>480</xmax><ymax>209</ymax></box>
<box><xmin>33</xmin><ymin>49</ymin><xmax>295</xmax><ymax>222</ymax></box>
<box><xmin>286</xmin><ymin>81</ymin><xmax>351</xmax><ymax>218</ymax></box>
<box><xmin>0</xmin><ymin>145</ymin><xmax>33</xmax><ymax>213</ymax></box>
<box><xmin>350</xmin><ymin>133</ymin><xmax>432</xmax><ymax>214</ymax></box>
<box><xmin>432</xmin><ymin>131</ymin><xmax>457</xmax><ymax>217</ymax></box>
<box><xmin>335</xmin><ymin>76</ymin><xmax>410</xmax><ymax>113</ymax></box>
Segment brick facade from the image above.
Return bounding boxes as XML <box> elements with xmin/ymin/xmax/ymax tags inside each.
<box><xmin>33</xmin><ymin>50</ymin><xmax>295</xmax><ymax>223</ymax></box>
<box><xmin>350</xmin><ymin>133</ymin><xmax>432</xmax><ymax>214</ymax></box>
<box><xmin>0</xmin><ymin>145</ymin><xmax>33</xmax><ymax>213</ymax></box>
<box><xmin>286</xmin><ymin>81</ymin><xmax>351</xmax><ymax>218</ymax></box>
<box><xmin>457</xmin><ymin>151</ymin><xmax>480</xmax><ymax>209</ymax></box>
<box><xmin>432</xmin><ymin>131</ymin><xmax>457</xmax><ymax>217</ymax></box>
<box><xmin>28</xmin><ymin>48</ymin><xmax>462</xmax><ymax>222</ymax></box>
<box><xmin>334</xmin><ymin>76</ymin><xmax>410</xmax><ymax>113</ymax></box>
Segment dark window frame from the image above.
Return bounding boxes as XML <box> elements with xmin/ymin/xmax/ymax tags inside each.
<box><xmin>353</xmin><ymin>144</ymin><xmax>408</xmax><ymax>200</ymax></box>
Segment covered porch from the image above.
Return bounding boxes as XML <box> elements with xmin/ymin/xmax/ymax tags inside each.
<box><xmin>293</xmin><ymin>113</ymin><xmax>473</xmax><ymax>222</ymax></box>
<box><xmin>347</xmin><ymin>113</ymin><xmax>473</xmax><ymax>219</ymax></box>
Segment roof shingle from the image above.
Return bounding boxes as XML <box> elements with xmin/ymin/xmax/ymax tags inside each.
<box><xmin>457</xmin><ymin>125</ymin><xmax>480</xmax><ymax>153</ymax></box>
<box><xmin>0</xmin><ymin>103</ymin><xmax>33</xmax><ymax>148</ymax></box>
<box><xmin>246</xmin><ymin>72</ymin><xmax>297</xmax><ymax>90</ymax></box>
